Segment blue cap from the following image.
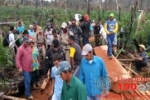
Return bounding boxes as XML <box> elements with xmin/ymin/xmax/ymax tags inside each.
<box><xmin>55</xmin><ymin>61</ymin><xmax>71</xmax><ymax>75</ymax></box>
<box><xmin>23</xmin><ymin>36</ymin><xmax>30</xmax><ymax>43</ymax></box>
<box><xmin>34</xmin><ymin>21</ymin><xmax>38</xmax><ymax>24</ymax></box>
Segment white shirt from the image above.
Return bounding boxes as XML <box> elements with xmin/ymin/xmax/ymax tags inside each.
<box><xmin>45</xmin><ymin>29</ymin><xmax>53</xmax><ymax>45</ymax></box>
<box><xmin>99</xmin><ymin>25</ymin><xmax>107</xmax><ymax>39</ymax></box>
<box><xmin>9</xmin><ymin>32</ymin><xmax>15</xmax><ymax>48</ymax></box>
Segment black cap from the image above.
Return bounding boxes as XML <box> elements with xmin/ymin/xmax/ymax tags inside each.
<box><xmin>52</xmin><ymin>39</ymin><xmax>59</xmax><ymax>48</ymax></box>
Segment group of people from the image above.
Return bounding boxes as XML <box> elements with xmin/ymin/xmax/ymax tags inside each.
<box><xmin>4</xmin><ymin>12</ymin><xmax>148</xmax><ymax>100</ymax></box>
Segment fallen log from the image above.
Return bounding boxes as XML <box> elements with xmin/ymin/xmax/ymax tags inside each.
<box><xmin>40</xmin><ymin>69</ymin><xmax>50</xmax><ymax>90</ymax></box>
<box><xmin>0</xmin><ymin>22</ymin><xmax>18</xmax><ymax>25</ymax></box>
<box><xmin>2</xmin><ymin>95</ymin><xmax>27</xmax><ymax>100</ymax></box>
<box><xmin>118</xmin><ymin>59</ymin><xmax>134</xmax><ymax>62</ymax></box>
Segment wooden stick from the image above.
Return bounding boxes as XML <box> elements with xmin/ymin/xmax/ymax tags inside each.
<box><xmin>0</xmin><ymin>22</ymin><xmax>18</xmax><ymax>25</ymax></box>
<box><xmin>121</xmin><ymin>94</ymin><xmax>124</xmax><ymax>100</ymax></box>
<box><xmin>120</xmin><ymin>62</ymin><xmax>139</xmax><ymax>75</ymax></box>
<box><xmin>128</xmin><ymin>63</ymin><xmax>132</xmax><ymax>73</ymax></box>
<box><xmin>118</xmin><ymin>59</ymin><xmax>134</xmax><ymax>62</ymax></box>
<box><xmin>135</xmin><ymin>90</ymin><xmax>147</xmax><ymax>100</ymax></box>
<box><xmin>2</xmin><ymin>95</ymin><xmax>27</xmax><ymax>100</ymax></box>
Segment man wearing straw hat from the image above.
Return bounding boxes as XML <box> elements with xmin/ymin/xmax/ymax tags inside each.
<box><xmin>134</xmin><ymin>44</ymin><xmax>149</xmax><ymax>71</ymax></box>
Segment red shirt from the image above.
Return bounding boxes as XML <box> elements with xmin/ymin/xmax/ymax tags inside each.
<box><xmin>16</xmin><ymin>45</ymin><xmax>32</xmax><ymax>72</ymax></box>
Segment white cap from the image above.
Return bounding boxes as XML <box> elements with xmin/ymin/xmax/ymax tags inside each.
<box><xmin>82</xmin><ymin>44</ymin><xmax>93</xmax><ymax>55</ymax></box>
<box><xmin>29</xmin><ymin>25</ymin><xmax>33</xmax><ymax>28</ymax></box>
<box><xmin>61</xmin><ymin>22</ymin><xmax>67</xmax><ymax>28</ymax></box>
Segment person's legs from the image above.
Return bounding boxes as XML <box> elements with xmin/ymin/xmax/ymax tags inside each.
<box><xmin>83</xmin><ymin>37</ymin><xmax>89</xmax><ymax>46</ymax></box>
<box><xmin>107</xmin><ymin>35</ymin><xmax>112</xmax><ymax>57</ymax></box>
<box><xmin>23</xmin><ymin>71</ymin><xmax>31</xmax><ymax>97</ymax></box>
<box><xmin>135</xmin><ymin>60</ymin><xmax>147</xmax><ymax>71</ymax></box>
<box><xmin>74</xmin><ymin>65</ymin><xmax>80</xmax><ymax>78</ymax></box>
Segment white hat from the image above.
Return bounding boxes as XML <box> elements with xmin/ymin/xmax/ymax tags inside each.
<box><xmin>82</xmin><ymin>44</ymin><xmax>93</xmax><ymax>55</ymax></box>
<box><xmin>61</xmin><ymin>22</ymin><xmax>67</xmax><ymax>28</ymax></box>
<box><xmin>139</xmin><ymin>44</ymin><xmax>146</xmax><ymax>50</ymax></box>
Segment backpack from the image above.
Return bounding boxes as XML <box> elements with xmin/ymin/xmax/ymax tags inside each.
<box><xmin>3</xmin><ymin>33</ymin><xmax>9</xmax><ymax>47</ymax></box>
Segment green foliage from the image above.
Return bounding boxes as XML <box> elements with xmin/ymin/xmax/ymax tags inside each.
<box><xmin>0</xmin><ymin>43</ymin><xmax>14</xmax><ymax>69</ymax></box>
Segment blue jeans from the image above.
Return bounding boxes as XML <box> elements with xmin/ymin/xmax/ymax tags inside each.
<box><xmin>107</xmin><ymin>34</ymin><xmax>115</xmax><ymax>56</ymax></box>
<box><xmin>23</xmin><ymin>71</ymin><xmax>32</xmax><ymax>97</ymax></box>
<box><xmin>82</xmin><ymin>37</ymin><xmax>89</xmax><ymax>46</ymax></box>
<box><xmin>74</xmin><ymin>65</ymin><xmax>80</xmax><ymax>78</ymax></box>
<box><xmin>87</xmin><ymin>95</ymin><xmax>101</xmax><ymax>100</ymax></box>
<box><xmin>32</xmin><ymin>70</ymin><xmax>39</xmax><ymax>84</ymax></box>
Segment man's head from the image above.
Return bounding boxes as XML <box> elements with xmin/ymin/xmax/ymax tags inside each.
<box><xmin>22</xmin><ymin>30</ymin><xmax>29</xmax><ymax>36</ymax></box>
<box><xmin>82</xmin><ymin>44</ymin><xmax>93</xmax><ymax>60</ymax></box>
<box><xmin>10</xmin><ymin>26</ymin><xmax>14</xmax><ymax>32</ymax></box>
<box><xmin>55</xmin><ymin>61</ymin><xmax>72</xmax><ymax>81</ymax></box>
<box><xmin>52</xmin><ymin>39</ymin><xmax>60</xmax><ymax>52</ymax></box>
<box><xmin>61</xmin><ymin>22</ymin><xmax>68</xmax><ymax>33</ymax></box>
<box><xmin>23</xmin><ymin>36</ymin><xmax>30</xmax><ymax>47</ymax></box>
<box><xmin>18</xmin><ymin>21</ymin><xmax>22</xmax><ymax>26</ymax></box>
<box><xmin>33</xmin><ymin>21</ymin><xmax>38</xmax><ymax>28</ymax></box>
<box><xmin>53</xmin><ymin>53</ymin><xmax>62</xmax><ymax>67</ymax></box>
<box><xmin>29</xmin><ymin>25</ymin><xmax>34</xmax><ymax>30</ymax></box>
<box><xmin>109</xmin><ymin>13</ymin><xmax>114</xmax><ymax>21</ymax></box>
<box><xmin>71</xmin><ymin>18</ymin><xmax>76</xmax><ymax>26</ymax></box>
<box><xmin>47</xmin><ymin>25</ymin><xmax>51</xmax><ymax>30</ymax></box>
<box><xmin>52</xmin><ymin>29</ymin><xmax>57</xmax><ymax>37</ymax></box>
<box><xmin>68</xmin><ymin>35</ymin><xmax>75</xmax><ymax>45</ymax></box>
<box><xmin>139</xmin><ymin>44</ymin><xmax>146</xmax><ymax>51</ymax></box>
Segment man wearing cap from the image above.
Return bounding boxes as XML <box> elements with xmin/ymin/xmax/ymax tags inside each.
<box><xmin>16</xmin><ymin>36</ymin><xmax>34</xmax><ymax>99</ymax></box>
<box><xmin>68</xmin><ymin>35</ymin><xmax>82</xmax><ymax>77</ymax></box>
<box><xmin>104</xmin><ymin>13</ymin><xmax>118</xmax><ymax>59</ymax></box>
<box><xmin>35</xmin><ymin>27</ymin><xmax>46</xmax><ymax>60</ymax></box>
<box><xmin>44</xmin><ymin>39</ymin><xmax>65</xmax><ymax>78</ymax></box>
<box><xmin>28</xmin><ymin>25</ymin><xmax>35</xmax><ymax>39</ymax></box>
<box><xmin>45</xmin><ymin>25</ymin><xmax>53</xmax><ymax>50</ymax></box>
<box><xmin>68</xmin><ymin>18</ymin><xmax>82</xmax><ymax>45</ymax></box>
<box><xmin>79</xmin><ymin>14</ymin><xmax>91</xmax><ymax>46</ymax></box>
<box><xmin>55</xmin><ymin>61</ymin><xmax>87</xmax><ymax>100</ymax></box>
<box><xmin>80</xmin><ymin>43</ymin><xmax>109</xmax><ymax>100</ymax></box>
<box><xmin>60</xmin><ymin>22</ymin><xmax>73</xmax><ymax>63</ymax></box>
<box><xmin>33</xmin><ymin>21</ymin><xmax>41</xmax><ymax>32</ymax></box>
<box><xmin>134</xmin><ymin>44</ymin><xmax>149</xmax><ymax>71</ymax></box>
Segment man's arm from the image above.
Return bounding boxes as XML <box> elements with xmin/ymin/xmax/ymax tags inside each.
<box><xmin>104</xmin><ymin>23</ymin><xmax>110</xmax><ymax>34</ymax></box>
<box><xmin>69</xmin><ymin>47</ymin><xmax>76</xmax><ymax>69</ymax></box>
<box><xmin>113</xmin><ymin>22</ymin><xmax>118</xmax><ymax>34</ymax></box>
<box><xmin>50</xmin><ymin>68</ymin><xmax>55</xmax><ymax>96</ymax></box>
<box><xmin>16</xmin><ymin>48</ymin><xmax>22</xmax><ymax>72</ymax></box>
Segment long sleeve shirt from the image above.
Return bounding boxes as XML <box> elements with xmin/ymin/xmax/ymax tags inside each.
<box><xmin>16</xmin><ymin>45</ymin><xmax>32</xmax><ymax>72</ymax></box>
<box><xmin>79</xmin><ymin>56</ymin><xmax>108</xmax><ymax>97</ymax></box>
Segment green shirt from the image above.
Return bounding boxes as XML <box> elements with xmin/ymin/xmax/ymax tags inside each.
<box><xmin>61</xmin><ymin>75</ymin><xmax>87</xmax><ymax>100</ymax></box>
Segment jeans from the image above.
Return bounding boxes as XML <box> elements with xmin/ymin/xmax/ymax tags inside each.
<box><xmin>74</xmin><ymin>65</ymin><xmax>80</xmax><ymax>78</ymax></box>
<box><xmin>82</xmin><ymin>37</ymin><xmax>89</xmax><ymax>46</ymax></box>
<box><xmin>135</xmin><ymin>60</ymin><xmax>147</xmax><ymax>71</ymax></box>
<box><xmin>23</xmin><ymin>71</ymin><xmax>32</xmax><ymax>97</ymax></box>
<box><xmin>87</xmin><ymin>95</ymin><xmax>101</xmax><ymax>100</ymax></box>
<box><xmin>107</xmin><ymin>34</ymin><xmax>115</xmax><ymax>56</ymax></box>
<box><xmin>32</xmin><ymin>70</ymin><xmax>39</xmax><ymax>84</ymax></box>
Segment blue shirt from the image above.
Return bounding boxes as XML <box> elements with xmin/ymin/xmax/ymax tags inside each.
<box><xmin>28</xmin><ymin>30</ymin><xmax>35</xmax><ymax>38</ymax></box>
<box><xmin>106</xmin><ymin>19</ymin><xmax>116</xmax><ymax>32</ymax></box>
<box><xmin>79</xmin><ymin>56</ymin><xmax>108</xmax><ymax>97</ymax></box>
<box><xmin>17</xmin><ymin>26</ymin><xmax>25</xmax><ymax>33</ymax></box>
<box><xmin>51</xmin><ymin>66</ymin><xmax>63</xmax><ymax>97</ymax></box>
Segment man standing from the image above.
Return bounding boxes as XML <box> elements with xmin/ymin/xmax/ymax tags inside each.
<box><xmin>80</xmin><ymin>44</ymin><xmax>109</xmax><ymax>100</ymax></box>
<box><xmin>68</xmin><ymin>18</ymin><xmax>82</xmax><ymax>45</ymax></box>
<box><xmin>55</xmin><ymin>61</ymin><xmax>87</xmax><ymax>100</ymax></box>
<box><xmin>60</xmin><ymin>22</ymin><xmax>73</xmax><ymax>62</ymax></box>
<box><xmin>68</xmin><ymin>35</ymin><xmax>82</xmax><ymax>77</ymax></box>
<box><xmin>52</xmin><ymin>29</ymin><xmax>60</xmax><ymax>42</ymax></box>
<box><xmin>45</xmin><ymin>25</ymin><xmax>53</xmax><ymax>50</ymax></box>
<box><xmin>28</xmin><ymin>25</ymin><xmax>35</xmax><ymax>39</ymax></box>
<box><xmin>80</xmin><ymin>14</ymin><xmax>91</xmax><ymax>46</ymax></box>
<box><xmin>16</xmin><ymin>36</ymin><xmax>33</xmax><ymax>99</ymax></box>
<box><xmin>44</xmin><ymin>39</ymin><xmax>65</xmax><ymax>78</ymax></box>
<box><xmin>104</xmin><ymin>13</ymin><xmax>118</xmax><ymax>59</ymax></box>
